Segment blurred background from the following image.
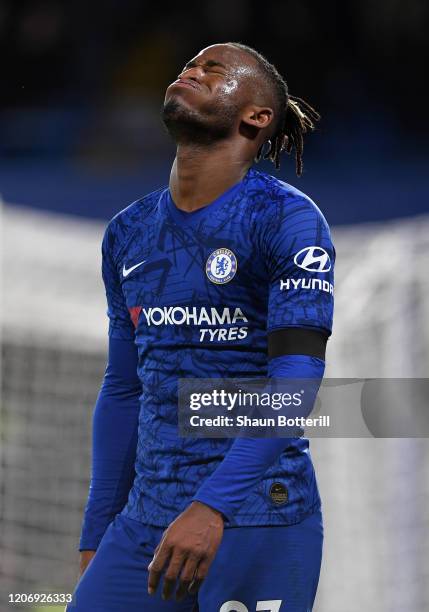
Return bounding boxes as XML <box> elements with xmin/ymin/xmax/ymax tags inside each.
<box><xmin>1</xmin><ymin>1</ymin><xmax>429</xmax><ymax>611</ymax></box>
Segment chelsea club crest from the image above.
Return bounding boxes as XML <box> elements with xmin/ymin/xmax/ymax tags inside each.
<box><xmin>206</xmin><ymin>248</ymin><xmax>237</xmax><ymax>284</ymax></box>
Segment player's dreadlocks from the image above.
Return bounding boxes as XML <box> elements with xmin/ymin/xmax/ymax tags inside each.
<box><xmin>229</xmin><ymin>42</ymin><xmax>320</xmax><ymax>176</ymax></box>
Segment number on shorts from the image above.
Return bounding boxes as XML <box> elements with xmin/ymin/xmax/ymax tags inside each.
<box><xmin>256</xmin><ymin>602</ymin><xmax>282</xmax><ymax>612</ymax></box>
<box><xmin>220</xmin><ymin>601</ymin><xmax>282</xmax><ymax>612</ymax></box>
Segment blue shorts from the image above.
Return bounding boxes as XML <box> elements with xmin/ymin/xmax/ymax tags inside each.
<box><xmin>67</xmin><ymin>510</ymin><xmax>323</xmax><ymax>612</ymax></box>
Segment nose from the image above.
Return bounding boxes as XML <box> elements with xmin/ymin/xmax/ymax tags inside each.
<box><xmin>178</xmin><ymin>64</ymin><xmax>204</xmax><ymax>82</ymax></box>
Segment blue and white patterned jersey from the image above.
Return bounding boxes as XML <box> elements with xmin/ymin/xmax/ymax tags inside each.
<box><xmin>102</xmin><ymin>168</ymin><xmax>335</xmax><ymax>527</ymax></box>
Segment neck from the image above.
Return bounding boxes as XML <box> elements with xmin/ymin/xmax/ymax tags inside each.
<box><xmin>169</xmin><ymin>141</ymin><xmax>253</xmax><ymax>212</ymax></box>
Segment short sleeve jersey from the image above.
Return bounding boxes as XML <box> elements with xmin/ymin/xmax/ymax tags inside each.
<box><xmin>102</xmin><ymin>168</ymin><xmax>334</xmax><ymax>527</ymax></box>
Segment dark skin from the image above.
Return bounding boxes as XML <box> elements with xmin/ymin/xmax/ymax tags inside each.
<box><xmin>148</xmin><ymin>44</ymin><xmax>276</xmax><ymax>601</ymax></box>
<box><xmin>79</xmin><ymin>43</ymin><xmax>277</xmax><ymax>600</ymax></box>
<box><xmin>148</xmin><ymin>501</ymin><xmax>224</xmax><ymax>600</ymax></box>
<box><xmin>166</xmin><ymin>43</ymin><xmax>276</xmax><ymax>212</ymax></box>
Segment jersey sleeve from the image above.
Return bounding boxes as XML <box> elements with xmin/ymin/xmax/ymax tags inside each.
<box><xmin>192</xmin><ymin>354</ymin><xmax>325</xmax><ymax>523</ymax></box>
<box><xmin>102</xmin><ymin>223</ymin><xmax>135</xmax><ymax>340</ymax></box>
<box><xmin>79</xmin><ymin>336</ymin><xmax>141</xmax><ymax>550</ymax></box>
<box><xmin>260</xmin><ymin>193</ymin><xmax>335</xmax><ymax>336</ymax></box>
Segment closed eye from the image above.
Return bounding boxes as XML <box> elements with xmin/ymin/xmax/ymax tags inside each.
<box><xmin>206</xmin><ymin>68</ymin><xmax>226</xmax><ymax>76</ymax></box>
<box><xmin>182</xmin><ymin>59</ymin><xmax>228</xmax><ymax>75</ymax></box>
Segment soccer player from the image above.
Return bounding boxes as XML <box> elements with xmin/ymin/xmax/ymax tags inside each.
<box><xmin>69</xmin><ymin>42</ymin><xmax>335</xmax><ymax>611</ymax></box>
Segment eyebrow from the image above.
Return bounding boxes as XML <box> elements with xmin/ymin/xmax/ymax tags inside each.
<box><xmin>183</xmin><ymin>59</ymin><xmax>227</xmax><ymax>70</ymax></box>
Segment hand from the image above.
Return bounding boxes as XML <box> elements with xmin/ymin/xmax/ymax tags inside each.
<box><xmin>79</xmin><ymin>550</ymin><xmax>96</xmax><ymax>577</ymax></box>
<box><xmin>148</xmin><ymin>501</ymin><xmax>224</xmax><ymax>601</ymax></box>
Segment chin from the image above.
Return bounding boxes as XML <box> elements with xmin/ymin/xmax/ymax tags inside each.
<box><xmin>162</xmin><ymin>97</ymin><xmax>201</xmax><ymax>126</ymax></box>
<box><xmin>161</xmin><ymin>97</ymin><xmax>236</xmax><ymax>145</ymax></box>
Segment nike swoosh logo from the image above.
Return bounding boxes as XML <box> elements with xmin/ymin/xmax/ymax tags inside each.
<box><xmin>122</xmin><ymin>260</ymin><xmax>147</xmax><ymax>278</ymax></box>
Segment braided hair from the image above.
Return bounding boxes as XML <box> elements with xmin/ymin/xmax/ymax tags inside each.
<box><xmin>228</xmin><ymin>43</ymin><xmax>320</xmax><ymax>176</ymax></box>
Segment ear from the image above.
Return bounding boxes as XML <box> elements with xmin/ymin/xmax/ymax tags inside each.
<box><xmin>241</xmin><ymin>105</ymin><xmax>274</xmax><ymax>131</ymax></box>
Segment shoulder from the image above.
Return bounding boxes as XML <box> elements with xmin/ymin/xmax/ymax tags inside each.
<box><xmin>248</xmin><ymin>169</ymin><xmax>330</xmax><ymax>231</ymax></box>
<box><xmin>102</xmin><ymin>185</ymin><xmax>167</xmax><ymax>255</ymax></box>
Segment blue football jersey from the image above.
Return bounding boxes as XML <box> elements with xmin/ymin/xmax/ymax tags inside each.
<box><xmin>102</xmin><ymin>168</ymin><xmax>335</xmax><ymax>527</ymax></box>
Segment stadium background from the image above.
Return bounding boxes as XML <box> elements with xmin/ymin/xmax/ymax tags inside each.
<box><xmin>1</xmin><ymin>1</ymin><xmax>428</xmax><ymax>611</ymax></box>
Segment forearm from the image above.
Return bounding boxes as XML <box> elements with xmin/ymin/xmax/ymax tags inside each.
<box><xmin>192</xmin><ymin>352</ymin><xmax>325</xmax><ymax>523</ymax></box>
<box><xmin>79</xmin><ymin>337</ymin><xmax>141</xmax><ymax>550</ymax></box>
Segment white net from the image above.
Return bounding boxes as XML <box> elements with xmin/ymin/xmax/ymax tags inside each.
<box><xmin>1</xmin><ymin>204</ymin><xmax>429</xmax><ymax>611</ymax></box>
